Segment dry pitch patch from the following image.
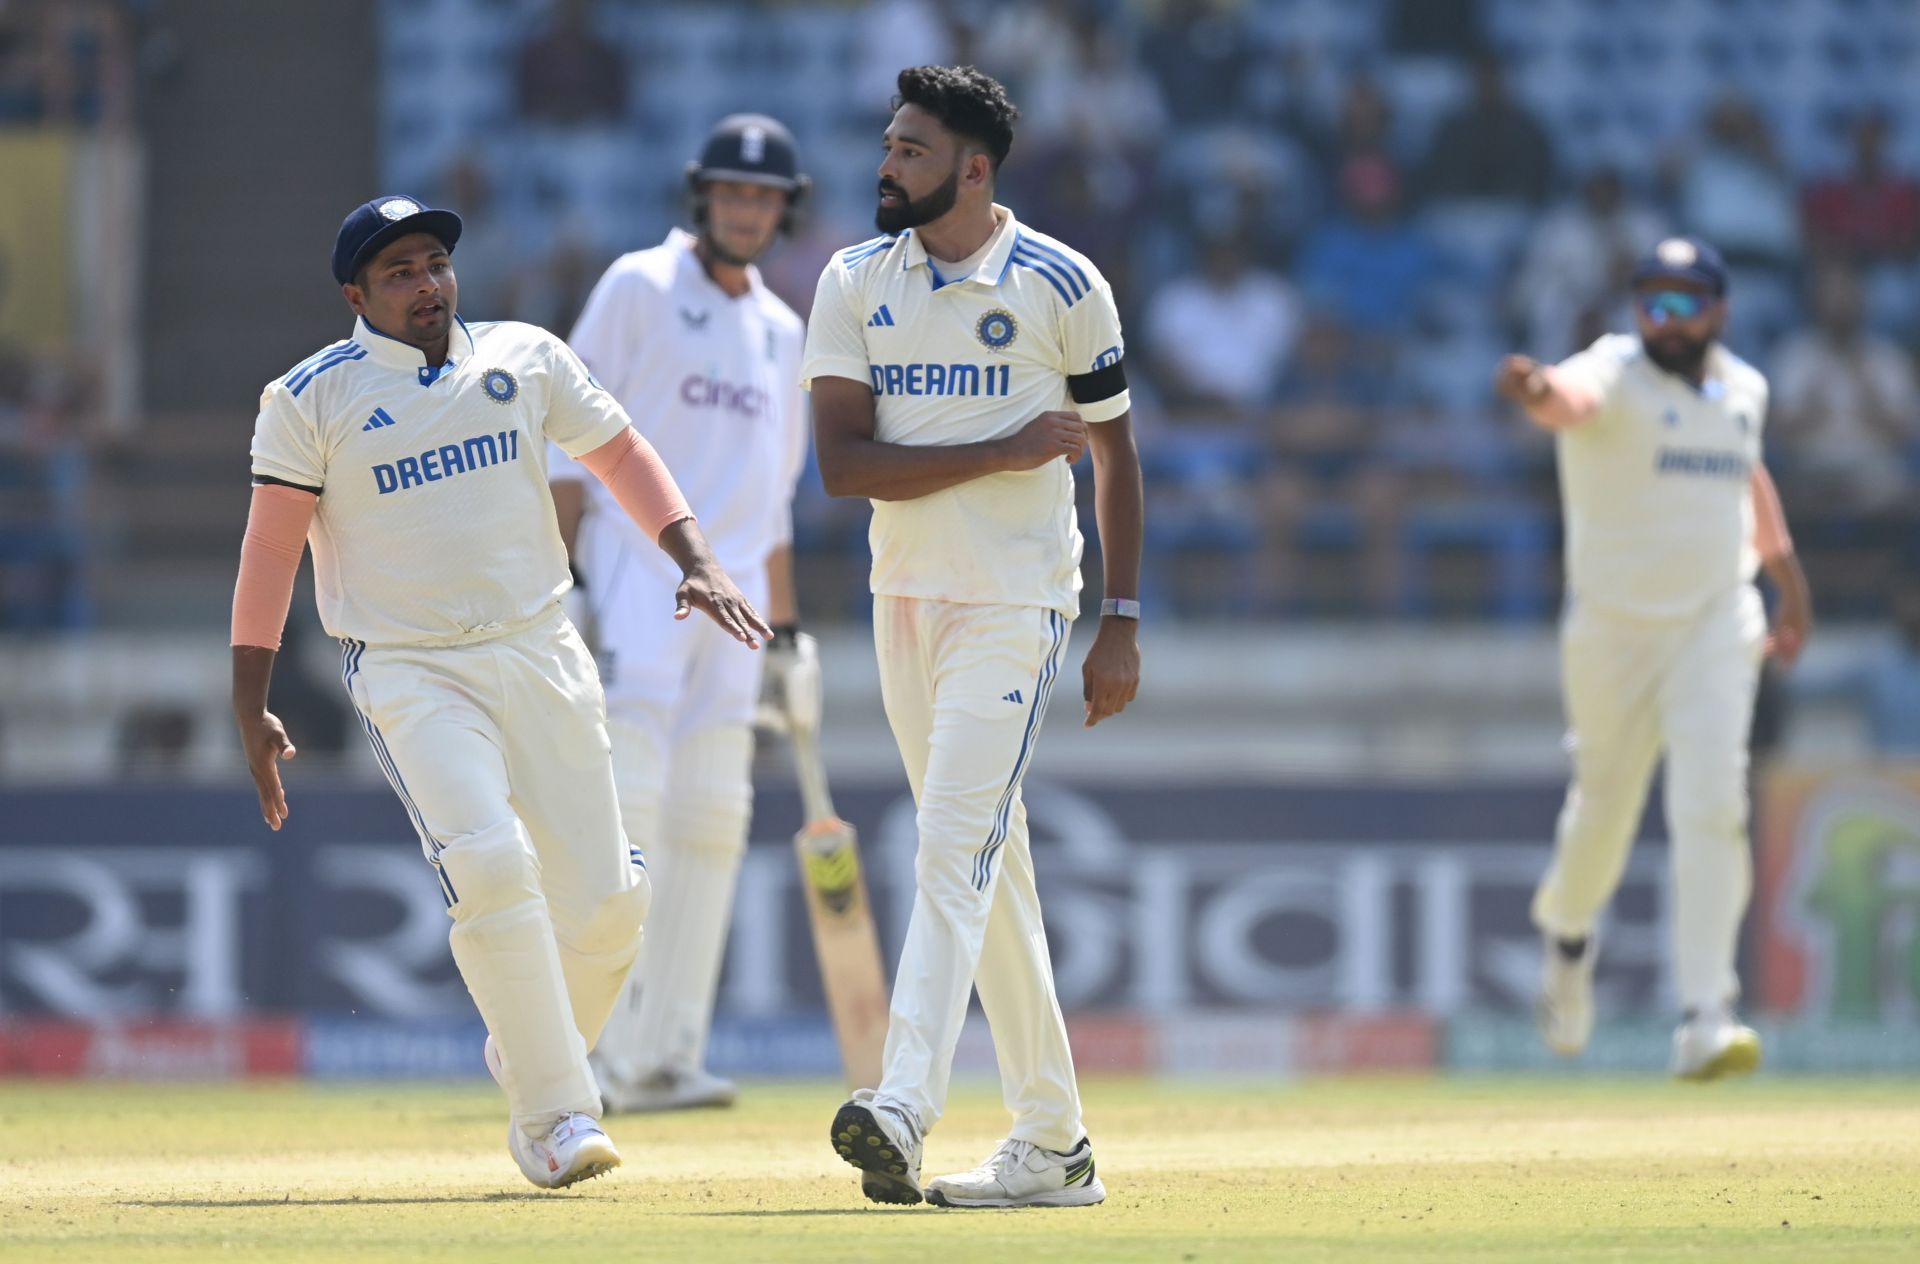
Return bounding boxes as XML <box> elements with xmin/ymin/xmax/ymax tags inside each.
<box><xmin>0</xmin><ymin>1076</ymin><xmax>1915</xmax><ymax>1262</ymax></box>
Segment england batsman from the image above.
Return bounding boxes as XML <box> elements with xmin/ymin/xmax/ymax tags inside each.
<box><xmin>805</xmin><ymin>66</ymin><xmax>1144</xmax><ymax>1208</ymax></box>
<box><xmin>549</xmin><ymin>114</ymin><xmax>813</xmax><ymax>1113</ymax></box>
<box><xmin>1496</xmin><ymin>236</ymin><xmax>1813</xmax><ymax>1081</ymax></box>
<box><xmin>231</xmin><ymin>195</ymin><xmax>770</xmax><ymax>1187</ymax></box>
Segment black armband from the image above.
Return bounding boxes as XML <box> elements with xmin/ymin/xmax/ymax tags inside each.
<box><xmin>1066</xmin><ymin>358</ymin><xmax>1127</xmax><ymax>405</ymax></box>
<box><xmin>253</xmin><ymin>474</ymin><xmax>322</xmax><ymax>495</ymax></box>
<box><xmin>769</xmin><ymin>624</ymin><xmax>801</xmax><ymax>650</ymax></box>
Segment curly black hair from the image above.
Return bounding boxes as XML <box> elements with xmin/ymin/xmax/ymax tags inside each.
<box><xmin>891</xmin><ymin>65</ymin><xmax>1020</xmax><ymax>169</ymax></box>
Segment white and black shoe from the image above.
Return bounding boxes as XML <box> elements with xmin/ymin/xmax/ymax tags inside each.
<box><xmin>601</xmin><ymin>1065</ymin><xmax>738</xmax><ymax>1114</ymax></box>
<box><xmin>1671</xmin><ymin>1008</ymin><xmax>1762</xmax><ymax>1082</ymax></box>
<box><xmin>507</xmin><ymin>1112</ymin><xmax>622</xmax><ymax>1190</ymax></box>
<box><xmin>1537</xmin><ymin>932</ymin><xmax>1597</xmax><ymax>1056</ymax></box>
<box><xmin>926</xmin><ymin>1136</ymin><xmax>1105</xmax><ymax>1208</ymax></box>
<box><xmin>829</xmin><ymin>1088</ymin><xmax>924</xmax><ymax>1205</ymax></box>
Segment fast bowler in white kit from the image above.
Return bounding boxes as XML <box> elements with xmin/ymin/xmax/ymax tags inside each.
<box><xmin>805</xmin><ymin>66</ymin><xmax>1144</xmax><ymax>1207</ymax></box>
<box><xmin>1496</xmin><ymin>236</ymin><xmax>1813</xmax><ymax>1080</ymax></box>
<box><xmin>549</xmin><ymin>114</ymin><xmax>812</xmax><ymax>1113</ymax></box>
<box><xmin>229</xmin><ymin>196</ymin><xmax>770</xmax><ymax>1188</ymax></box>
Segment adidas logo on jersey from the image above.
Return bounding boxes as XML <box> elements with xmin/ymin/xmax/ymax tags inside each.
<box><xmin>1003</xmin><ymin>689</ymin><xmax>1024</xmax><ymax>704</ymax></box>
<box><xmin>867</xmin><ymin>305</ymin><xmax>896</xmax><ymax>327</ymax></box>
<box><xmin>362</xmin><ymin>407</ymin><xmax>399</xmax><ymax>431</ymax></box>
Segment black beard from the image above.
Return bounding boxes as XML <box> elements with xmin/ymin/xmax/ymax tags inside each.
<box><xmin>1642</xmin><ymin>332</ymin><xmax>1710</xmax><ymax>378</ymax></box>
<box><xmin>876</xmin><ymin>169</ymin><xmax>960</xmax><ymax>233</ymax></box>
<box><xmin>701</xmin><ymin>233</ymin><xmax>759</xmax><ymax>268</ymax></box>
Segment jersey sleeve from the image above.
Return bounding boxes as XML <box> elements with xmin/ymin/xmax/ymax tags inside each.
<box><xmin>541</xmin><ymin>332</ymin><xmax>634</xmax><ymax>458</ymax></box>
<box><xmin>775</xmin><ymin>325</ymin><xmax>810</xmax><ymax>546</ymax></box>
<box><xmin>567</xmin><ymin>260</ymin><xmax>639</xmax><ymax>401</ymax></box>
<box><xmin>1552</xmin><ymin>335</ymin><xmax>1633</xmax><ymax>417</ymax></box>
<box><xmin>799</xmin><ymin>262</ymin><xmax>870</xmax><ymax>390</ymax></box>
<box><xmin>249</xmin><ymin>381</ymin><xmax>327</xmax><ymax>491</ymax></box>
<box><xmin>1060</xmin><ymin>262</ymin><xmax>1130</xmax><ymax>423</ymax></box>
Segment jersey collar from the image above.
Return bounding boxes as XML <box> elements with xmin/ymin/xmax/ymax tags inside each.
<box><xmin>902</xmin><ymin>204</ymin><xmax>1019</xmax><ymax>288</ymax></box>
<box><xmin>354</xmin><ymin>314</ymin><xmax>476</xmax><ymax>385</ymax></box>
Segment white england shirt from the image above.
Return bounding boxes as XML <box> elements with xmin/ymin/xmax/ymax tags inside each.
<box><xmin>549</xmin><ymin>229</ymin><xmax>808</xmax><ymax>585</ymax></box>
<box><xmin>1552</xmin><ymin>333</ymin><xmax>1769</xmax><ymax>619</ymax></box>
<box><xmin>800</xmin><ymin>204</ymin><xmax>1130</xmax><ymax>616</ymax></box>
<box><xmin>249</xmin><ymin>315</ymin><xmax>631</xmax><ymax>645</ymax></box>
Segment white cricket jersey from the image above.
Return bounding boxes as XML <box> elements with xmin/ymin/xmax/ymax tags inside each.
<box><xmin>800</xmin><ymin>204</ymin><xmax>1130</xmax><ymax>616</ymax></box>
<box><xmin>1552</xmin><ymin>333</ymin><xmax>1768</xmax><ymax>619</ymax></box>
<box><xmin>250</xmin><ymin>315</ymin><xmax>631</xmax><ymax>646</ymax></box>
<box><xmin>549</xmin><ymin>229</ymin><xmax>808</xmax><ymax>583</ymax></box>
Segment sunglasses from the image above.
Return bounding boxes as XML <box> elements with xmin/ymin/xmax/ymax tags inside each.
<box><xmin>1636</xmin><ymin>290</ymin><xmax>1710</xmax><ymax>323</ymax></box>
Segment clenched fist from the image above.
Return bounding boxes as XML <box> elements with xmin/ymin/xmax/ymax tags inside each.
<box><xmin>998</xmin><ymin>410</ymin><xmax>1088</xmax><ymax>471</ymax></box>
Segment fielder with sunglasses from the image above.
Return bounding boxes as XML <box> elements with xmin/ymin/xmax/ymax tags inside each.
<box><xmin>1495</xmin><ymin>235</ymin><xmax>1813</xmax><ymax>1081</ymax></box>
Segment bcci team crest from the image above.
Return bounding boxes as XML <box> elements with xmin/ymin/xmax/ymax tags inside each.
<box><xmin>378</xmin><ymin>198</ymin><xmax>421</xmax><ymax>221</ymax></box>
<box><xmin>976</xmin><ymin>308</ymin><xmax>1018</xmax><ymax>351</ymax></box>
<box><xmin>482</xmin><ymin>368</ymin><xmax>518</xmax><ymax>403</ymax></box>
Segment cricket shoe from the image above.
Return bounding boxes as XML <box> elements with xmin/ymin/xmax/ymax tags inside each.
<box><xmin>829</xmin><ymin>1088</ymin><xmax>923</xmax><ymax>1205</ymax></box>
<box><xmin>1671</xmin><ymin>1009</ymin><xmax>1762</xmax><ymax>1082</ymax></box>
<box><xmin>601</xmin><ymin>1066</ymin><xmax>739</xmax><ymax>1114</ymax></box>
<box><xmin>508</xmin><ymin>1112</ymin><xmax>622</xmax><ymax>1189</ymax></box>
<box><xmin>926</xmin><ymin>1136</ymin><xmax>1105</xmax><ymax>1208</ymax></box>
<box><xmin>1536</xmin><ymin>932</ymin><xmax>1597</xmax><ymax>1056</ymax></box>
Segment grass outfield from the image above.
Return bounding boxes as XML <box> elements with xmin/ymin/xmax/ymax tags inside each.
<box><xmin>0</xmin><ymin>1077</ymin><xmax>1916</xmax><ymax>1262</ymax></box>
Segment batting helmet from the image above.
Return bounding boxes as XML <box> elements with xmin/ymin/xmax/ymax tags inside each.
<box><xmin>685</xmin><ymin>113</ymin><xmax>811</xmax><ymax>235</ymax></box>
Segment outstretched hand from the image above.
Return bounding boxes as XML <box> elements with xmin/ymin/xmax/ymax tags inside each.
<box><xmin>238</xmin><ymin>710</ymin><xmax>296</xmax><ymax>830</ymax></box>
<box><xmin>676</xmin><ymin>563</ymin><xmax>775</xmax><ymax>649</ymax></box>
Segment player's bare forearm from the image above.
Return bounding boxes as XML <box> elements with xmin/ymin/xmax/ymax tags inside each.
<box><xmin>657</xmin><ymin>517</ymin><xmax>774</xmax><ymax>648</ymax></box>
<box><xmin>1761</xmin><ymin>547</ymin><xmax>1813</xmax><ymax>667</ymax></box>
<box><xmin>1087</xmin><ymin>412</ymin><xmax>1143</xmax><ymax>604</ymax></box>
<box><xmin>550</xmin><ymin>478</ymin><xmax>586</xmax><ymax>557</ymax></box>
<box><xmin>1082</xmin><ymin>412</ymin><xmax>1143</xmax><ymax>728</ymax></box>
<box><xmin>766</xmin><ymin>540</ymin><xmax>798</xmax><ymax>626</ymax></box>
<box><xmin>811</xmin><ymin>374</ymin><xmax>1032</xmax><ymax>501</ymax></box>
<box><xmin>232</xmin><ymin>645</ymin><xmax>296</xmax><ymax>830</ymax></box>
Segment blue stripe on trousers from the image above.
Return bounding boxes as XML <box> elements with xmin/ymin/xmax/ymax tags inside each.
<box><xmin>971</xmin><ymin>610</ymin><xmax>1067</xmax><ymax>892</ymax></box>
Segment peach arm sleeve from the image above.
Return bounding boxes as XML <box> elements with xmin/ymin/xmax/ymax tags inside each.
<box><xmin>1751</xmin><ymin>463</ymin><xmax>1794</xmax><ymax>561</ymax></box>
<box><xmin>1521</xmin><ymin>367</ymin><xmax>1601</xmax><ymax>431</ymax></box>
<box><xmin>576</xmin><ymin>425</ymin><xmax>694</xmax><ymax>541</ymax></box>
<box><xmin>231</xmin><ymin>483</ymin><xmax>317</xmax><ymax>649</ymax></box>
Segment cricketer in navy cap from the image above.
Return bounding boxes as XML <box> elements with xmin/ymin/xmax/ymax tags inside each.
<box><xmin>331</xmin><ymin>195</ymin><xmax>464</xmax><ymax>287</ymax></box>
<box><xmin>1629</xmin><ymin>235</ymin><xmax>1729</xmax><ymax>297</ymax></box>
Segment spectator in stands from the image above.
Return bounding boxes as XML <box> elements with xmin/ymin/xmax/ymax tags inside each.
<box><xmin>1422</xmin><ymin>52</ymin><xmax>1554</xmax><ymax>206</ymax></box>
<box><xmin>1256</xmin><ymin>318</ymin><xmax>1405</xmax><ymax>614</ymax></box>
<box><xmin>1139</xmin><ymin>0</ymin><xmax>1250</xmax><ymax>130</ymax></box>
<box><xmin>1295</xmin><ymin>156</ymin><xmax>1435</xmax><ymax>342</ymax></box>
<box><xmin>1327</xmin><ymin>74</ymin><xmax>1400</xmax><ymax>176</ymax></box>
<box><xmin>1769</xmin><ymin>261</ymin><xmax>1920</xmax><ymax>518</ymax></box>
<box><xmin>1803</xmin><ymin>112</ymin><xmax>1920</xmax><ymax>266</ymax></box>
<box><xmin>1511</xmin><ymin>167</ymin><xmax>1667</xmax><ymax>359</ymax></box>
<box><xmin>1673</xmin><ymin>96</ymin><xmax>1798</xmax><ymax>272</ymax></box>
<box><xmin>1384</xmin><ymin>0</ymin><xmax>1485</xmax><ymax>59</ymax></box>
<box><xmin>514</xmin><ymin>0</ymin><xmax>627</xmax><ymax>128</ymax></box>
<box><xmin>1146</xmin><ymin>233</ymin><xmax>1301</xmax><ymax>414</ymax></box>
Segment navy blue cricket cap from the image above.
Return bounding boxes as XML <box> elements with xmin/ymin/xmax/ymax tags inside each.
<box><xmin>331</xmin><ymin>195</ymin><xmax>464</xmax><ymax>287</ymax></box>
<box><xmin>1630</xmin><ymin>235</ymin><xmax>1729</xmax><ymax>297</ymax></box>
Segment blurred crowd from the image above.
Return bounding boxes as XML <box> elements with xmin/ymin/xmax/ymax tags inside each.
<box><xmin>385</xmin><ymin>0</ymin><xmax>1920</xmax><ymax>624</ymax></box>
<box><xmin>3</xmin><ymin>0</ymin><xmax>1917</xmax><ymax>633</ymax></box>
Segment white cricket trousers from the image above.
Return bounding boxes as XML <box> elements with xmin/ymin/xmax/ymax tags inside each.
<box><xmin>1533</xmin><ymin>583</ymin><xmax>1766</xmax><ymax>1013</ymax></box>
<box><xmin>588</xmin><ymin>554</ymin><xmax>769</xmax><ymax>1083</ymax></box>
<box><xmin>340</xmin><ymin>604</ymin><xmax>651</xmax><ymax>1135</ymax></box>
<box><xmin>871</xmin><ymin>595</ymin><xmax>1084</xmax><ymax>1152</ymax></box>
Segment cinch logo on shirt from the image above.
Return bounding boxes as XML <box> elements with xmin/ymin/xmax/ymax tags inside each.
<box><xmin>679</xmin><ymin>374</ymin><xmax>768</xmax><ymax>417</ymax></box>
<box><xmin>869</xmin><ymin>362</ymin><xmax>1013</xmax><ymax>398</ymax></box>
<box><xmin>1654</xmin><ymin>447</ymin><xmax>1750</xmax><ymax>480</ymax></box>
<box><xmin>373</xmin><ymin>429</ymin><xmax>521</xmax><ymax>494</ymax></box>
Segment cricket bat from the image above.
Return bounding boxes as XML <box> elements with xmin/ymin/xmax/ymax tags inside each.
<box><xmin>788</xmin><ymin>716</ymin><xmax>889</xmax><ymax>1091</ymax></box>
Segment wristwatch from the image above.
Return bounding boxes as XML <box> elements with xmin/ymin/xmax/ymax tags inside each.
<box><xmin>1100</xmin><ymin>598</ymin><xmax>1141</xmax><ymax>620</ymax></box>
